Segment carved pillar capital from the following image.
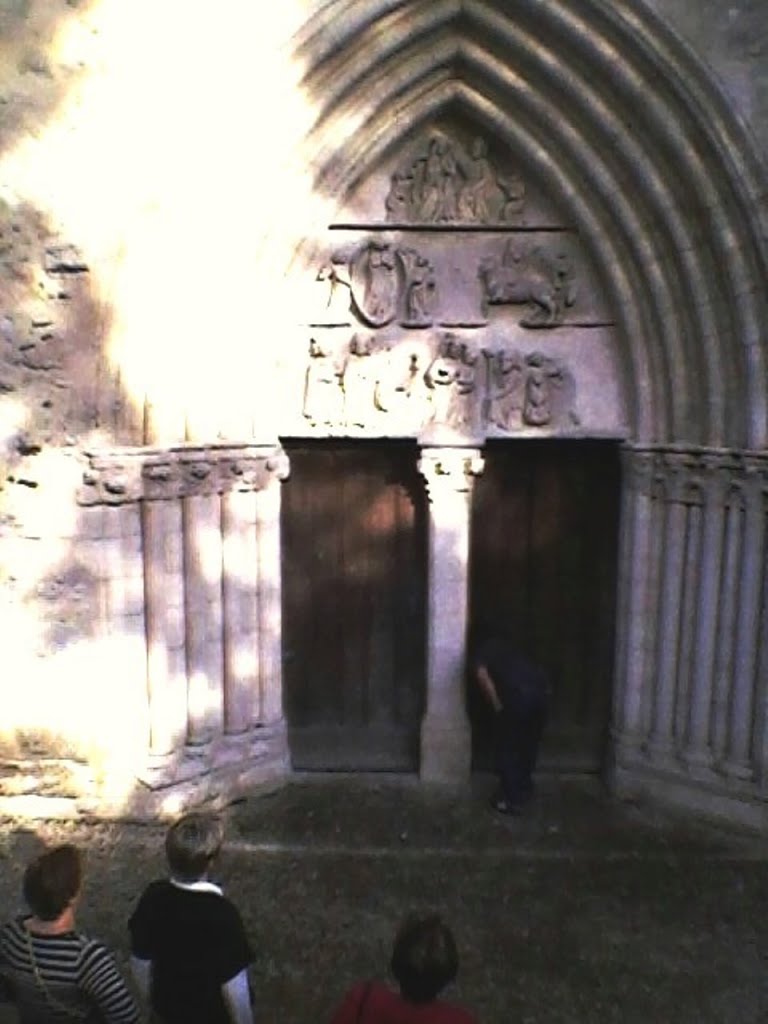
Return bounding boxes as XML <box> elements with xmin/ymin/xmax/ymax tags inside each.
<box><xmin>659</xmin><ymin>451</ymin><xmax>698</xmax><ymax>504</ymax></box>
<box><xmin>417</xmin><ymin>447</ymin><xmax>485</xmax><ymax>500</ymax></box>
<box><xmin>621</xmin><ymin>447</ymin><xmax>657</xmax><ymax>496</ymax></box>
<box><xmin>265</xmin><ymin>448</ymin><xmax>291</xmax><ymax>484</ymax></box>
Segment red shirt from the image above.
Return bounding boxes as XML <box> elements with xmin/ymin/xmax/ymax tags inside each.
<box><xmin>330</xmin><ymin>981</ymin><xmax>478</xmax><ymax>1024</ymax></box>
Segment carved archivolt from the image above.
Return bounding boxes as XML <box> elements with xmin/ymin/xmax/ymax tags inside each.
<box><xmin>302</xmin><ymin>332</ymin><xmax>576</xmax><ymax>436</ymax></box>
<box><xmin>78</xmin><ymin>445</ymin><xmax>289</xmax><ymax>506</ymax></box>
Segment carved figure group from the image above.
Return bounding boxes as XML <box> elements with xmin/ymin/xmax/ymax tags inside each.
<box><xmin>385</xmin><ymin>134</ymin><xmax>526</xmax><ymax>225</ymax></box>
<box><xmin>302</xmin><ymin>334</ymin><xmax>574</xmax><ymax>436</ymax></box>
<box><xmin>485</xmin><ymin>349</ymin><xmax>568</xmax><ymax>429</ymax></box>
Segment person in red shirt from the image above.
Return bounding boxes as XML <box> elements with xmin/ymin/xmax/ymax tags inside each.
<box><xmin>329</xmin><ymin>913</ymin><xmax>478</xmax><ymax>1024</ymax></box>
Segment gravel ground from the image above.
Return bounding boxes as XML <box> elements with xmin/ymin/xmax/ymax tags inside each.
<box><xmin>0</xmin><ymin>775</ymin><xmax>767</xmax><ymax>1023</ymax></box>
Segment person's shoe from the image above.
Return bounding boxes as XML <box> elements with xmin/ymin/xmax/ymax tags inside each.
<box><xmin>489</xmin><ymin>796</ymin><xmax>523</xmax><ymax>816</ymax></box>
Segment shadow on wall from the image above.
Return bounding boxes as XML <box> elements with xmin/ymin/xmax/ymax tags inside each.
<box><xmin>0</xmin><ymin>1</ymin><xmax>146</xmax><ymax>813</ymax></box>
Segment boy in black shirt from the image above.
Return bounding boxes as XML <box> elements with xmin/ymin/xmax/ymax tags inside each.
<box><xmin>471</xmin><ymin>634</ymin><xmax>549</xmax><ymax>815</ymax></box>
<box><xmin>129</xmin><ymin>812</ymin><xmax>254</xmax><ymax>1024</ymax></box>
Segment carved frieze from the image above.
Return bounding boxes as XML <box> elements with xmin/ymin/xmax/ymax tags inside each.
<box><xmin>314</xmin><ymin>234</ymin><xmax>579</xmax><ymax>332</ymax></box>
<box><xmin>301</xmin><ymin>333</ymin><xmax>577</xmax><ymax>436</ymax></box>
<box><xmin>78</xmin><ymin>446</ymin><xmax>289</xmax><ymax>506</ymax></box>
<box><xmin>384</xmin><ymin>134</ymin><xmax>525</xmax><ymax>225</ymax></box>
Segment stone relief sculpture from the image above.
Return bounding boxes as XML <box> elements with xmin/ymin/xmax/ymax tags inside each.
<box><xmin>424</xmin><ymin>335</ymin><xmax>481</xmax><ymax>433</ymax></box>
<box><xmin>399</xmin><ymin>247</ymin><xmax>437</xmax><ymax>326</ymax></box>
<box><xmin>303</xmin><ymin>337</ymin><xmax>343</xmax><ymax>426</ymax></box>
<box><xmin>321</xmin><ymin>243</ymin><xmax>438</xmax><ymax>329</ymax></box>
<box><xmin>350</xmin><ymin>241</ymin><xmax>399</xmax><ymax>326</ymax></box>
<box><xmin>315</xmin><ymin>262</ymin><xmax>353</xmax><ymax>323</ymax></box>
<box><xmin>384</xmin><ymin>133</ymin><xmax>525</xmax><ymax>225</ymax></box>
<box><xmin>342</xmin><ymin>334</ymin><xmax>378</xmax><ymax>428</ymax></box>
<box><xmin>479</xmin><ymin>240</ymin><xmax>577</xmax><ymax>326</ymax></box>
<box><xmin>299</xmin><ymin>332</ymin><xmax>576</xmax><ymax>435</ymax></box>
<box><xmin>485</xmin><ymin>349</ymin><xmax>574</xmax><ymax>430</ymax></box>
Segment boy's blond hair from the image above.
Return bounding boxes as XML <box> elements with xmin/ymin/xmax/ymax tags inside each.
<box><xmin>165</xmin><ymin>813</ymin><xmax>224</xmax><ymax>882</ymax></box>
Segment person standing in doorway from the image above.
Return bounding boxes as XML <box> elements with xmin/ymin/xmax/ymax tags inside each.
<box><xmin>471</xmin><ymin>633</ymin><xmax>550</xmax><ymax>815</ymax></box>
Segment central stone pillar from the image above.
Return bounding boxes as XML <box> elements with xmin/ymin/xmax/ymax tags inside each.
<box><xmin>417</xmin><ymin>447</ymin><xmax>484</xmax><ymax>784</ymax></box>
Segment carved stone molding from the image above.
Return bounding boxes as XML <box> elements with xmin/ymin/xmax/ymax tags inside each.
<box><xmin>78</xmin><ymin>445</ymin><xmax>289</xmax><ymax>506</ymax></box>
<box><xmin>417</xmin><ymin>447</ymin><xmax>485</xmax><ymax>500</ymax></box>
<box><xmin>623</xmin><ymin>446</ymin><xmax>768</xmax><ymax>505</ymax></box>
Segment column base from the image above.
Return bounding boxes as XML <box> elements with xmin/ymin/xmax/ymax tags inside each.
<box><xmin>419</xmin><ymin>715</ymin><xmax>471</xmax><ymax>785</ymax></box>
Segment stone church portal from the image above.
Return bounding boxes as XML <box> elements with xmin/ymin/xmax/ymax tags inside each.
<box><xmin>1</xmin><ymin>1</ymin><xmax>767</xmax><ymax>831</ymax></box>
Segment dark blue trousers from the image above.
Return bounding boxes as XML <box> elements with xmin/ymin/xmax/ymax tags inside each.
<box><xmin>495</xmin><ymin>691</ymin><xmax>548</xmax><ymax>805</ymax></box>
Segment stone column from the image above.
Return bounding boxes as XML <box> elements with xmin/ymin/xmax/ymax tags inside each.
<box><xmin>646</xmin><ymin>452</ymin><xmax>690</xmax><ymax>767</ymax></box>
<box><xmin>722</xmin><ymin>458</ymin><xmax>765</xmax><ymax>781</ymax></box>
<box><xmin>256</xmin><ymin>450</ymin><xmax>290</xmax><ymax>726</ymax></box>
<box><xmin>684</xmin><ymin>454</ymin><xmax>731</xmax><ymax>775</ymax></box>
<box><xmin>612</xmin><ymin>448</ymin><xmax>657</xmax><ymax>761</ymax></box>
<box><xmin>417</xmin><ymin>447</ymin><xmax>484</xmax><ymax>784</ymax></box>
<box><xmin>222</xmin><ymin>488</ymin><xmax>260</xmax><ymax>734</ymax></box>
<box><xmin>184</xmin><ymin>492</ymin><xmax>224</xmax><ymax>743</ymax></box>
<box><xmin>142</xmin><ymin>495</ymin><xmax>187</xmax><ymax>758</ymax></box>
<box><xmin>711</xmin><ymin>485</ymin><xmax>742</xmax><ymax>762</ymax></box>
<box><xmin>139</xmin><ymin>448</ymin><xmax>186</xmax><ymax>759</ymax></box>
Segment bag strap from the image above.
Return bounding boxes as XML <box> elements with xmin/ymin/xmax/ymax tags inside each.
<box><xmin>355</xmin><ymin>981</ymin><xmax>373</xmax><ymax>1024</ymax></box>
<box><xmin>23</xmin><ymin>921</ymin><xmax>90</xmax><ymax>1020</ymax></box>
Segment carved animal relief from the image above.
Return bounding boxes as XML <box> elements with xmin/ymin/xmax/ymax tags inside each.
<box><xmin>479</xmin><ymin>241</ymin><xmax>578</xmax><ymax>327</ymax></box>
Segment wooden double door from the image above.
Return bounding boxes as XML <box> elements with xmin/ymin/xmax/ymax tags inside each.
<box><xmin>281</xmin><ymin>439</ymin><xmax>620</xmax><ymax>773</ymax></box>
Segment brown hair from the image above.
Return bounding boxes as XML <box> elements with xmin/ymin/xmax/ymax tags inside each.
<box><xmin>164</xmin><ymin>813</ymin><xmax>224</xmax><ymax>882</ymax></box>
<box><xmin>390</xmin><ymin>912</ymin><xmax>459</xmax><ymax>1003</ymax></box>
<box><xmin>23</xmin><ymin>845</ymin><xmax>82</xmax><ymax>921</ymax></box>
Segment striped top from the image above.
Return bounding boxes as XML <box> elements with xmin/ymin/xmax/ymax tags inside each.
<box><xmin>0</xmin><ymin>916</ymin><xmax>139</xmax><ymax>1024</ymax></box>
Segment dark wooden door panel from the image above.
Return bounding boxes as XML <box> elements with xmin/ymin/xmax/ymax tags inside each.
<box><xmin>469</xmin><ymin>441</ymin><xmax>620</xmax><ymax>772</ymax></box>
<box><xmin>281</xmin><ymin>441</ymin><xmax>426</xmax><ymax>770</ymax></box>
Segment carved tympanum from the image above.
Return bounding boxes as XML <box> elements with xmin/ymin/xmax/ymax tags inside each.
<box><xmin>385</xmin><ymin>134</ymin><xmax>525</xmax><ymax>225</ymax></box>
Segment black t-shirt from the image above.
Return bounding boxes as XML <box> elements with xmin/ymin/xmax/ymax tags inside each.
<box><xmin>471</xmin><ymin>637</ymin><xmax>549</xmax><ymax>708</ymax></box>
<box><xmin>128</xmin><ymin>880</ymin><xmax>253</xmax><ymax>1024</ymax></box>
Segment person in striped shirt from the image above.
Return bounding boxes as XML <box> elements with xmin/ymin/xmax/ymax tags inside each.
<box><xmin>0</xmin><ymin>843</ymin><xmax>139</xmax><ymax>1023</ymax></box>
